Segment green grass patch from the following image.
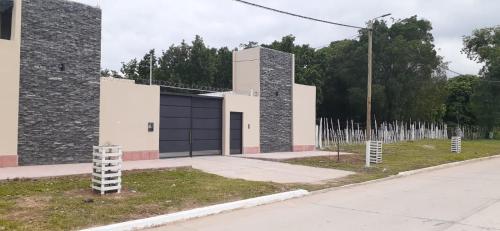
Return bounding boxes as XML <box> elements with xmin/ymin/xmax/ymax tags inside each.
<box><xmin>3</xmin><ymin>140</ymin><xmax>499</xmax><ymax>230</ymax></box>
<box><xmin>285</xmin><ymin>139</ymin><xmax>500</xmax><ymax>190</ymax></box>
<box><xmin>0</xmin><ymin>168</ymin><xmax>295</xmax><ymax>231</ymax></box>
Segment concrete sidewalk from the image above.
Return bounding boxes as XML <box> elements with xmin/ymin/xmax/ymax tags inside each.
<box><xmin>237</xmin><ymin>151</ymin><xmax>351</xmax><ymax>161</ymax></box>
<box><xmin>0</xmin><ymin>156</ymin><xmax>353</xmax><ymax>184</ymax></box>
<box><xmin>147</xmin><ymin>157</ymin><xmax>500</xmax><ymax>231</ymax></box>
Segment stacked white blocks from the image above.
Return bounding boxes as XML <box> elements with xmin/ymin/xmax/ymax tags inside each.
<box><xmin>92</xmin><ymin>145</ymin><xmax>122</xmax><ymax>195</ymax></box>
<box><xmin>366</xmin><ymin>141</ymin><xmax>383</xmax><ymax>165</ymax></box>
<box><xmin>451</xmin><ymin>136</ymin><xmax>462</xmax><ymax>153</ymax></box>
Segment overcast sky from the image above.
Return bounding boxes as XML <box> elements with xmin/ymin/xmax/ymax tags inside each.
<box><xmin>75</xmin><ymin>0</ymin><xmax>499</xmax><ymax>76</ymax></box>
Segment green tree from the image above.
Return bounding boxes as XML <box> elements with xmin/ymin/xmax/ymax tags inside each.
<box><xmin>189</xmin><ymin>35</ymin><xmax>216</xmax><ymax>86</ymax></box>
<box><xmin>367</xmin><ymin>16</ymin><xmax>446</xmax><ymax>122</ymax></box>
<box><xmin>100</xmin><ymin>69</ymin><xmax>111</xmax><ymax>77</ymax></box>
<box><xmin>213</xmin><ymin>47</ymin><xmax>233</xmax><ymax>89</ymax></box>
<box><xmin>444</xmin><ymin>75</ymin><xmax>479</xmax><ymax>126</ymax></box>
<box><xmin>157</xmin><ymin>40</ymin><xmax>192</xmax><ymax>83</ymax></box>
<box><xmin>122</xmin><ymin>36</ymin><xmax>234</xmax><ymax>89</ymax></box>
<box><xmin>463</xmin><ymin>26</ymin><xmax>500</xmax><ymax>131</ymax></box>
<box><xmin>239</xmin><ymin>41</ymin><xmax>258</xmax><ymax>49</ymax></box>
<box><xmin>137</xmin><ymin>49</ymin><xmax>158</xmax><ymax>80</ymax></box>
<box><xmin>120</xmin><ymin>58</ymin><xmax>139</xmax><ymax>79</ymax></box>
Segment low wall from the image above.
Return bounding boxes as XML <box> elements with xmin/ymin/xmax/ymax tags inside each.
<box><xmin>99</xmin><ymin>78</ymin><xmax>160</xmax><ymax>160</ymax></box>
<box><xmin>293</xmin><ymin>84</ymin><xmax>316</xmax><ymax>151</ymax></box>
<box><xmin>0</xmin><ymin>0</ymin><xmax>22</xmax><ymax>167</ymax></box>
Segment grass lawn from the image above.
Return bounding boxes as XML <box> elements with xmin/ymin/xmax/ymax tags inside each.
<box><xmin>0</xmin><ymin>167</ymin><xmax>296</xmax><ymax>231</ymax></box>
<box><xmin>2</xmin><ymin>140</ymin><xmax>499</xmax><ymax>230</ymax></box>
<box><xmin>285</xmin><ymin>139</ymin><xmax>500</xmax><ymax>189</ymax></box>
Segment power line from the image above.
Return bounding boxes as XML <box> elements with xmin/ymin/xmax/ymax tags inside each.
<box><xmin>445</xmin><ymin>68</ymin><xmax>465</xmax><ymax>76</ymax></box>
<box><xmin>444</xmin><ymin>68</ymin><xmax>500</xmax><ymax>84</ymax></box>
<box><xmin>232</xmin><ymin>0</ymin><xmax>365</xmax><ymax>29</ymax></box>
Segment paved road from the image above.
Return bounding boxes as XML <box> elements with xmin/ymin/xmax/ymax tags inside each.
<box><xmin>148</xmin><ymin>157</ymin><xmax>500</xmax><ymax>231</ymax></box>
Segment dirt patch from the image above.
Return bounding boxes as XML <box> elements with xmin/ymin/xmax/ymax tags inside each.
<box><xmin>63</xmin><ymin>187</ymin><xmax>141</xmax><ymax>200</ymax></box>
<box><xmin>322</xmin><ymin>154</ymin><xmax>364</xmax><ymax>164</ymax></box>
<box><xmin>130</xmin><ymin>203</ymin><xmax>170</xmax><ymax>219</ymax></box>
<box><xmin>422</xmin><ymin>145</ymin><xmax>436</xmax><ymax>150</ymax></box>
<box><xmin>8</xmin><ymin>196</ymin><xmax>51</xmax><ymax>222</ymax></box>
<box><xmin>15</xmin><ymin>196</ymin><xmax>51</xmax><ymax>209</ymax></box>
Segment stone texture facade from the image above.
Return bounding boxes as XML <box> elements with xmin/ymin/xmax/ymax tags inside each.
<box><xmin>259</xmin><ymin>48</ymin><xmax>293</xmax><ymax>152</ymax></box>
<box><xmin>17</xmin><ymin>0</ymin><xmax>101</xmax><ymax>165</ymax></box>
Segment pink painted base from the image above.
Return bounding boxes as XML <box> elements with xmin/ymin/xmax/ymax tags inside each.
<box><xmin>0</xmin><ymin>155</ymin><xmax>18</xmax><ymax>167</ymax></box>
<box><xmin>292</xmin><ymin>145</ymin><xmax>315</xmax><ymax>152</ymax></box>
<box><xmin>122</xmin><ymin>151</ymin><xmax>159</xmax><ymax>161</ymax></box>
<box><xmin>243</xmin><ymin>147</ymin><xmax>260</xmax><ymax>154</ymax></box>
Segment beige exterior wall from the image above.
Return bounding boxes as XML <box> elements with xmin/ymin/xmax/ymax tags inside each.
<box><xmin>99</xmin><ymin>78</ymin><xmax>160</xmax><ymax>153</ymax></box>
<box><xmin>0</xmin><ymin>0</ymin><xmax>22</xmax><ymax>156</ymax></box>
<box><xmin>293</xmin><ymin>84</ymin><xmax>316</xmax><ymax>147</ymax></box>
<box><xmin>232</xmin><ymin>47</ymin><xmax>260</xmax><ymax>96</ymax></box>
<box><xmin>222</xmin><ymin>93</ymin><xmax>260</xmax><ymax>155</ymax></box>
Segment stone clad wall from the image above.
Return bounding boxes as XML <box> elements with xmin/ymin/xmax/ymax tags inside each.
<box><xmin>259</xmin><ymin>48</ymin><xmax>293</xmax><ymax>152</ymax></box>
<box><xmin>17</xmin><ymin>0</ymin><xmax>101</xmax><ymax>165</ymax></box>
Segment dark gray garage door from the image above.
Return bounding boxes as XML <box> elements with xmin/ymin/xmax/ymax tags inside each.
<box><xmin>159</xmin><ymin>94</ymin><xmax>222</xmax><ymax>158</ymax></box>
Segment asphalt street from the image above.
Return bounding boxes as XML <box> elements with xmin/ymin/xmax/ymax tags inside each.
<box><xmin>148</xmin><ymin>157</ymin><xmax>500</xmax><ymax>231</ymax></box>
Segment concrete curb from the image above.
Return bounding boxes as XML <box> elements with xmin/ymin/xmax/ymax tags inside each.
<box><xmin>80</xmin><ymin>189</ymin><xmax>309</xmax><ymax>231</ymax></box>
<box><xmin>312</xmin><ymin>154</ymin><xmax>500</xmax><ymax>195</ymax></box>
<box><xmin>312</xmin><ymin>175</ymin><xmax>401</xmax><ymax>195</ymax></box>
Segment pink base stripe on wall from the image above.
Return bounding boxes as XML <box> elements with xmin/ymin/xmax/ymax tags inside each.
<box><xmin>0</xmin><ymin>155</ymin><xmax>18</xmax><ymax>167</ymax></box>
<box><xmin>243</xmin><ymin>147</ymin><xmax>260</xmax><ymax>154</ymax></box>
<box><xmin>122</xmin><ymin>151</ymin><xmax>160</xmax><ymax>161</ymax></box>
<box><xmin>292</xmin><ymin>145</ymin><xmax>315</xmax><ymax>152</ymax></box>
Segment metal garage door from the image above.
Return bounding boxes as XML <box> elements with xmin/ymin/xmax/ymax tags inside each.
<box><xmin>159</xmin><ymin>93</ymin><xmax>222</xmax><ymax>158</ymax></box>
<box><xmin>230</xmin><ymin>112</ymin><xmax>243</xmax><ymax>155</ymax></box>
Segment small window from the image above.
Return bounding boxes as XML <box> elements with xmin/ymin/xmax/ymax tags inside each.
<box><xmin>59</xmin><ymin>63</ymin><xmax>66</xmax><ymax>71</ymax></box>
<box><xmin>0</xmin><ymin>0</ymin><xmax>14</xmax><ymax>40</ymax></box>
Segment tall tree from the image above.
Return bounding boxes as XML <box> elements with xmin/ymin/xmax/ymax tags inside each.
<box><xmin>444</xmin><ymin>75</ymin><xmax>479</xmax><ymax>126</ymax></box>
<box><xmin>137</xmin><ymin>49</ymin><xmax>158</xmax><ymax>81</ymax></box>
<box><xmin>213</xmin><ymin>47</ymin><xmax>233</xmax><ymax>89</ymax></box>
<box><xmin>122</xmin><ymin>36</ymin><xmax>234</xmax><ymax>89</ymax></box>
<box><xmin>463</xmin><ymin>26</ymin><xmax>500</xmax><ymax>131</ymax></box>
<box><xmin>121</xmin><ymin>58</ymin><xmax>139</xmax><ymax>79</ymax></box>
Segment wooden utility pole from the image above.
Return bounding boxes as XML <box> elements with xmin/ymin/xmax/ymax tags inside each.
<box><xmin>366</xmin><ymin>21</ymin><xmax>373</xmax><ymax>141</ymax></box>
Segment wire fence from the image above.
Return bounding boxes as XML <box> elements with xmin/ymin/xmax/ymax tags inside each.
<box><xmin>135</xmin><ymin>78</ymin><xmax>231</xmax><ymax>93</ymax></box>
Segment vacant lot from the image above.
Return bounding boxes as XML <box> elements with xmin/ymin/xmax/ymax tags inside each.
<box><xmin>285</xmin><ymin>139</ymin><xmax>500</xmax><ymax>189</ymax></box>
<box><xmin>0</xmin><ymin>168</ymin><xmax>296</xmax><ymax>231</ymax></box>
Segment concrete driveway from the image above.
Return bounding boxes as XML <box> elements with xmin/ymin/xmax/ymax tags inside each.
<box><xmin>185</xmin><ymin>156</ymin><xmax>353</xmax><ymax>184</ymax></box>
<box><xmin>0</xmin><ymin>156</ymin><xmax>353</xmax><ymax>184</ymax></box>
<box><xmin>236</xmin><ymin>150</ymin><xmax>351</xmax><ymax>161</ymax></box>
<box><xmin>147</xmin><ymin>157</ymin><xmax>500</xmax><ymax>231</ymax></box>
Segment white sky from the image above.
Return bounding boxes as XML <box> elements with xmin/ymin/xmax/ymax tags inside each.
<box><xmin>74</xmin><ymin>0</ymin><xmax>499</xmax><ymax>75</ymax></box>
